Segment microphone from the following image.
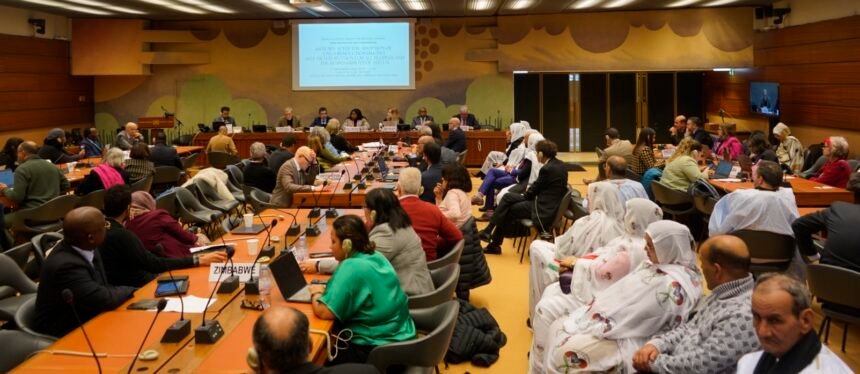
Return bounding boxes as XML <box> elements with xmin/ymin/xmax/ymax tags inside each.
<box><xmin>195</xmin><ymin>243</ymin><xmax>228</xmax><ymax>344</ymax></box>
<box><xmin>256</xmin><ymin>215</ymin><xmax>278</xmax><ymax>258</ymax></box>
<box><xmin>154</xmin><ymin>244</ymin><xmax>192</xmax><ymax>343</ymax></box>
<box><xmin>306</xmin><ymin>180</ymin><xmax>328</xmax><ymax>219</ymax></box>
<box><xmin>283</xmin><ymin>198</ymin><xmax>304</xmax><ymax>236</ymax></box>
<box><xmin>245</xmin><ymin>218</ymin><xmax>277</xmax><ymax>295</ymax></box>
<box><xmin>216</xmin><ymin>215</ymin><xmax>240</xmax><ymax>294</ymax></box>
<box><xmin>343</xmin><ymin>158</ymin><xmax>355</xmax><ymax>190</ymax></box>
<box><xmin>324</xmin><ymin>170</ymin><xmax>346</xmax><ymax>218</ymax></box>
<box><xmin>62</xmin><ymin>289</ymin><xmax>102</xmax><ymax>374</ymax></box>
<box><xmin>128</xmin><ymin>298</ymin><xmax>167</xmax><ymax>374</ymax></box>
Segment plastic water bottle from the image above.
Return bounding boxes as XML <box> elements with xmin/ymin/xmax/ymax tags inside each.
<box><xmin>295</xmin><ymin>235</ymin><xmax>308</xmax><ymax>262</ymax></box>
<box><xmin>259</xmin><ymin>264</ymin><xmax>272</xmax><ymax>308</ymax></box>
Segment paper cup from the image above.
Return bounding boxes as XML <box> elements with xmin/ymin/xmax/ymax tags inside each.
<box><xmin>66</xmin><ymin>162</ymin><xmax>76</xmax><ymax>173</ymax></box>
<box><xmin>247</xmin><ymin>239</ymin><xmax>259</xmax><ymax>256</ymax></box>
<box><xmin>243</xmin><ymin>213</ymin><xmax>253</xmax><ymax>228</ymax></box>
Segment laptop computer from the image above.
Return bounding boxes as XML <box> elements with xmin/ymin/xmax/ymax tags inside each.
<box><xmin>268</xmin><ymin>251</ymin><xmax>312</xmax><ymax>303</ymax></box>
<box><xmin>377</xmin><ymin>157</ymin><xmax>399</xmax><ymax>182</ymax></box>
<box><xmin>0</xmin><ymin>170</ymin><xmax>13</xmax><ymax>187</ymax></box>
<box><xmin>713</xmin><ymin>160</ymin><xmax>734</xmax><ymax>179</ymax></box>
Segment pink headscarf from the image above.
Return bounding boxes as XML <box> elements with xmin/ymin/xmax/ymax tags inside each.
<box><xmin>129</xmin><ymin>191</ymin><xmax>156</xmax><ymax>220</ymax></box>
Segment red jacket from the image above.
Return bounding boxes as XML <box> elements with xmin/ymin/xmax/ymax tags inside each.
<box><xmin>126</xmin><ymin>210</ymin><xmax>198</xmax><ymax>258</ymax></box>
<box><xmin>399</xmin><ymin>195</ymin><xmax>463</xmax><ymax>261</ymax></box>
<box><xmin>812</xmin><ymin>159</ymin><xmax>851</xmax><ymax>188</ymax></box>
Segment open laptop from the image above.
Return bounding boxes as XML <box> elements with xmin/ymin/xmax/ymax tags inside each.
<box><xmin>268</xmin><ymin>251</ymin><xmax>312</xmax><ymax>303</ymax></box>
<box><xmin>0</xmin><ymin>170</ymin><xmax>13</xmax><ymax>187</ymax></box>
<box><xmin>377</xmin><ymin>157</ymin><xmax>399</xmax><ymax>182</ymax></box>
<box><xmin>713</xmin><ymin>159</ymin><xmax>735</xmax><ymax>179</ymax></box>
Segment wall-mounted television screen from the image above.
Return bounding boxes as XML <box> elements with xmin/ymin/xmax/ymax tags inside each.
<box><xmin>750</xmin><ymin>81</ymin><xmax>779</xmax><ymax>116</ymax></box>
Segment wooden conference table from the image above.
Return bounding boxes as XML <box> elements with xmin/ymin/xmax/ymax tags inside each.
<box><xmin>709</xmin><ymin>177</ymin><xmax>854</xmax><ymax>207</ymax></box>
<box><xmin>13</xmin><ymin>208</ymin><xmax>354</xmax><ymax>373</ymax></box>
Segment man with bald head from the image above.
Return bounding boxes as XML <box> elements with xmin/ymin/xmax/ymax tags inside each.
<box><xmin>270</xmin><ymin>146</ymin><xmax>322</xmax><ymax>207</ymax></box>
<box><xmin>80</xmin><ymin>127</ymin><xmax>104</xmax><ymax>158</ymax></box>
<box><xmin>443</xmin><ymin>117</ymin><xmax>467</xmax><ymax>153</ymax></box>
<box><xmin>249</xmin><ymin>306</ymin><xmax>377</xmax><ymax>373</ymax></box>
<box><xmin>0</xmin><ymin>141</ymin><xmax>70</xmax><ymax>211</ymax></box>
<box><xmin>33</xmin><ymin>207</ymin><xmax>135</xmax><ymax>337</ymax></box>
<box><xmin>415</xmin><ymin>135</ymin><xmax>457</xmax><ymax>170</ymax></box>
<box><xmin>668</xmin><ymin>115</ymin><xmax>687</xmax><ymax>147</ymax></box>
<box><xmin>632</xmin><ymin>235</ymin><xmax>759</xmax><ymax>373</ymax></box>
<box><xmin>736</xmin><ymin>274</ymin><xmax>852</xmax><ymax>373</ymax></box>
<box><xmin>113</xmin><ymin>122</ymin><xmax>142</xmax><ymax>150</ymax></box>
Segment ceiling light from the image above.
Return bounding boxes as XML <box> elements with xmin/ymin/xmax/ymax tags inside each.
<box><xmin>139</xmin><ymin>0</ymin><xmax>206</xmax><ymax>14</ymax></box>
<box><xmin>400</xmin><ymin>0</ymin><xmax>429</xmax><ymax>10</ymax></box>
<box><xmin>702</xmin><ymin>0</ymin><xmax>739</xmax><ymax>5</ymax></box>
<box><xmin>604</xmin><ymin>0</ymin><xmax>636</xmax><ymax>7</ymax></box>
<box><xmin>66</xmin><ymin>0</ymin><xmax>146</xmax><ymax>14</ymax></box>
<box><xmin>366</xmin><ymin>0</ymin><xmax>395</xmax><ymax>11</ymax></box>
<box><xmin>469</xmin><ymin>0</ymin><xmax>496</xmax><ymax>11</ymax></box>
<box><xmin>312</xmin><ymin>3</ymin><xmax>333</xmax><ymax>11</ymax></box>
<box><xmin>570</xmin><ymin>0</ymin><xmax>602</xmax><ymax>9</ymax></box>
<box><xmin>175</xmin><ymin>0</ymin><xmax>233</xmax><ymax>13</ymax></box>
<box><xmin>506</xmin><ymin>0</ymin><xmax>534</xmax><ymax>10</ymax></box>
<box><xmin>666</xmin><ymin>0</ymin><xmax>700</xmax><ymax>7</ymax></box>
<box><xmin>250</xmin><ymin>0</ymin><xmax>297</xmax><ymax>12</ymax></box>
<box><xmin>22</xmin><ymin>0</ymin><xmax>112</xmax><ymax>14</ymax></box>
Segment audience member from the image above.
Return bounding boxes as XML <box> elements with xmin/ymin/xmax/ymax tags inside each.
<box><xmin>385</xmin><ymin>107</ymin><xmax>405</xmax><ymax>125</ymax></box>
<box><xmin>275</xmin><ymin>106</ymin><xmax>301</xmax><ymax>129</ymax></box>
<box><xmin>79</xmin><ymin>128</ymin><xmax>104</xmax><ymax>158</ymax></box>
<box><xmin>435</xmin><ymin>163</ymin><xmax>472</xmax><ymax>226</ymax></box>
<box><xmin>443</xmin><ymin>117</ymin><xmax>467</xmax><ymax>153</ymax></box>
<box><xmin>532</xmin><ymin>221</ymin><xmax>703</xmax><ymax>374</ymax></box>
<box><xmin>668</xmin><ymin>115</ymin><xmax>687</xmax><ymax>147</ymax></box>
<box><xmin>270</xmin><ymin>146</ymin><xmax>322</xmax><ymax>207</ymax></box>
<box><xmin>0</xmin><ymin>141</ymin><xmax>69</xmax><ymax>209</ymax></box>
<box><xmin>793</xmin><ymin>201</ymin><xmax>860</xmax><ymax>272</ymax></box>
<box><xmin>736</xmin><ymin>274</ymin><xmax>852</xmax><ymax>373</ymax></box>
<box><xmin>249</xmin><ymin>306</ymin><xmax>378</xmax><ymax>373</ymax></box>
<box><xmin>205</xmin><ymin>125</ymin><xmax>238</xmax><ymax>155</ymax></box>
<box><xmin>773</xmin><ymin>122</ymin><xmax>804</xmax><ymax>174</ymax></box>
<box><xmin>427</xmin><ymin>122</ymin><xmax>443</xmax><ymax>145</ymax></box>
<box><xmin>344</xmin><ymin>108</ymin><xmax>370</xmax><ymax>128</ymax></box>
<box><xmin>124</xmin><ymin>143</ymin><xmax>155</xmax><ymax>183</ymax></box>
<box><xmin>419</xmin><ymin>142</ymin><xmax>443</xmax><ymax>203</ymax></box>
<box><xmin>411</xmin><ymin>106</ymin><xmax>434</xmax><ymax>128</ymax></box>
<box><xmin>33</xmin><ymin>207</ymin><xmax>135</xmax><ymax>337</ymax></box>
<box><xmin>75</xmin><ymin>147</ymin><xmax>129</xmax><ymax>196</ymax></box>
<box><xmin>488</xmin><ymin>131</ymin><xmax>545</xmax><ymax>214</ymax></box>
<box><xmin>307</xmin><ymin>215</ymin><xmax>416</xmax><ymax>364</ymax></box>
<box><xmin>38</xmin><ymin>128</ymin><xmax>84</xmax><ymax>164</ymax></box>
<box><xmin>594</xmin><ymin>127</ymin><xmax>633</xmax><ymax>181</ymax></box>
<box><xmin>810</xmin><ymin>136</ymin><xmax>851</xmax><ymax>188</ymax></box>
<box><xmin>268</xmin><ymin>134</ymin><xmax>297</xmax><ymax>174</ymax></box>
<box><xmin>630</xmin><ymin>127</ymin><xmax>659</xmax><ymax>175</ymax></box>
<box><xmin>453</xmin><ymin>105</ymin><xmax>480</xmax><ymax>129</ymax></box>
<box><xmin>213</xmin><ymin>106</ymin><xmax>236</xmax><ymax>125</ymax></box>
<box><xmin>307</xmin><ymin>134</ymin><xmax>347</xmax><ymax>170</ymax></box>
<box><xmin>599</xmin><ymin>155</ymin><xmax>648</xmax><ymax>203</ymax></box>
<box><xmin>393</xmin><ymin>167</ymin><xmax>462</xmax><ymax>261</ymax></box>
<box><xmin>481</xmin><ymin>140</ymin><xmax>568</xmax><ymax>255</ymax></box>
<box><xmin>715</xmin><ymin>123</ymin><xmax>743</xmax><ymax>161</ymax></box>
<box><xmin>114</xmin><ymin>122</ymin><xmax>142</xmax><ymax>150</ymax></box>
<box><xmin>0</xmin><ymin>137</ymin><xmax>23</xmax><ymax>171</ymax></box>
<box><xmin>98</xmin><ymin>185</ymin><xmax>226</xmax><ymax>287</ymax></box>
<box><xmin>748</xmin><ymin>131</ymin><xmax>778</xmax><ymax>164</ymax></box>
<box><xmin>327</xmin><ymin>120</ymin><xmax>357</xmax><ymax>154</ymax></box>
<box><xmin>632</xmin><ymin>235</ymin><xmax>758</xmax><ymax>373</ymax></box>
<box><xmin>126</xmin><ymin>191</ymin><xmax>208</xmax><ymax>258</ymax></box>
<box><xmin>661</xmin><ymin>138</ymin><xmax>707</xmax><ymax>191</ymax></box>
<box><xmin>415</xmin><ymin>135</ymin><xmax>456</xmax><ymax>169</ymax></box>
<box><xmin>243</xmin><ymin>142</ymin><xmax>276</xmax><ymax>193</ymax></box>
<box><xmin>687</xmin><ymin>116</ymin><xmax>714</xmax><ymax>150</ymax></box>
<box><xmin>471</xmin><ymin>130</ymin><xmax>537</xmax><ymax>215</ymax></box>
<box><xmin>476</xmin><ymin>122</ymin><xmax>525</xmax><ymax>178</ymax></box>
<box><xmin>311</xmin><ymin>107</ymin><xmax>330</xmax><ymax>127</ymax></box>
<box><xmin>149</xmin><ymin>132</ymin><xmax>183</xmax><ymax>169</ymax></box>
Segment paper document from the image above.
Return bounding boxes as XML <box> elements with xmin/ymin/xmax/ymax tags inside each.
<box><xmin>713</xmin><ymin>178</ymin><xmax>742</xmax><ymax>183</ymax></box>
<box><xmin>149</xmin><ymin>296</ymin><xmax>216</xmax><ymax>314</ymax></box>
<box><xmin>362</xmin><ymin>142</ymin><xmax>384</xmax><ymax>148</ymax></box>
<box><xmin>189</xmin><ymin>243</ymin><xmax>236</xmax><ymax>254</ymax></box>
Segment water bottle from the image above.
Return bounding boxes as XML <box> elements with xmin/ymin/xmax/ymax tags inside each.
<box><xmin>259</xmin><ymin>264</ymin><xmax>273</xmax><ymax>308</ymax></box>
<box><xmin>295</xmin><ymin>235</ymin><xmax>308</xmax><ymax>262</ymax></box>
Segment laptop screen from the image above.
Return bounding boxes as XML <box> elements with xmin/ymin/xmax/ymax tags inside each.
<box><xmin>268</xmin><ymin>251</ymin><xmax>308</xmax><ymax>300</ymax></box>
<box><xmin>714</xmin><ymin>160</ymin><xmax>734</xmax><ymax>178</ymax></box>
<box><xmin>377</xmin><ymin>157</ymin><xmax>389</xmax><ymax>174</ymax></box>
<box><xmin>0</xmin><ymin>170</ymin><xmax>13</xmax><ymax>187</ymax></box>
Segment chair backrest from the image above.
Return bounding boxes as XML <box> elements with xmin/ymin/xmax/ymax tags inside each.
<box><xmin>367</xmin><ymin>300</ymin><xmax>460</xmax><ymax>372</ymax></box>
<box><xmin>175</xmin><ymin>186</ymin><xmax>208</xmax><ymax>212</ymax></box>
<box><xmin>0</xmin><ymin>253</ymin><xmax>36</xmax><ymax>293</ymax></box>
<box><xmin>224</xmin><ymin>164</ymin><xmax>244</xmax><ymax>186</ymax></box>
<box><xmin>181</xmin><ymin>152</ymin><xmax>199</xmax><ymax>170</ymax></box>
<box><xmin>456</xmin><ymin>150</ymin><xmax>467</xmax><ymax>165</ymax></box>
<box><xmin>248</xmin><ymin>187</ymin><xmax>275</xmax><ymax>215</ymax></box>
<box><xmin>192</xmin><ymin>179</ymin><xmax>222</xmax><ymax>201</ymax></box>
<box><xmin>651</xmin><ymin>180</ymin><xmax>693</xmax><ymax>206</ymax></box>
<box><xmin>550</xmin><ymin>187</ymin><xmax>574</xmax><ymax>232</ymax></box>
<box><xmin>730</xmin><ymin>230</ymin><xmax>795</xmax><ymax>267</ymax></box>
<box><xmin>408</xmin><ymin>264</ymin><xmax>460</xmax><ymax>309</ymax></box>
<box><xmin>693</xmin><ymin>194</ymin><xmax>717</xmax><ymax>216</ymax></box>
<box><xmin>625</xmin><ymin>168</ymin><xmax>642</xmax><ymax>182</ymax></box>
<box><xmin>76</xmin><ymin>189</ymin><xmax>106</xmax><ymax>210</ymax></box>
<box><xmin>130</xmin><ymin>175</ymin><xmax>153</xmax><ymax>193</ymax></box>
<box><xmin>427</xmin><ymin>239</ymin><xmax>464</xmax><ymax>271</ymax></box>
<box><xmin>807</xmin><ymin>263</ymin><xmax>860</xmax><ymax>310</ymax></box>
<box><xmin>30</xmin><ymin>232</ymin><xmax>62</xmax><ymax>261</ymax></box>
<box><xmin>152</xmin><ymin>166</ymin><xmax>182</xmax><ymax>185</ymax></box>
<box><xmin>0</xmin><ymin>330</ymin><xmax>55</xmax><ymax>372</ymax></box>
<box><xmin>17</xmin><ymin>195</ymin><xmax>79</xmax><ymax>226</ymax></box>
<box><xmin>14</xmin><ymin>297</ymin><xmax>53</xmax><ymax>339</ymax></box>
<box><xmin>156</xmin><ymin>190</ymin><xmax>178</xmax><ymax>217</ymax></box>
<box><xmin>2</xmin><ymin>242</ymin><xmax>36</xmax><ymax>271</ymax></box>
<box><xmin>207</xmin><ymin>152</ymin><xmax>241</xmax><ymax>169</ymax></box>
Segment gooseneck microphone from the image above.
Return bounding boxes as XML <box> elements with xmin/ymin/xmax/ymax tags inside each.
<box><xmin>324</xmin><ymin>170</ymin><xmax>346</xmax><ymax>218</ymax></box>
<box><xmin>195</xmin><ymin>247</ymin><xmax>228</xmax><ymax>344</ymax></box>
<box><xmin>62</xmin><ymin>288</ymin><xmax>102</xmax><ymax>374</ymax></box>
<box><xmin>307</xmin><ymin>180</ymin><xmax>328</xmax><ymax>219</ymax></box>
<box><xmin>216</xmin><ymin>229</ymin><xmax>239</xmax><ymax>294</ymax></box>
<box><xmin>155</xmin><ymin>244</ymin><xmax>191</xmax><ymax>343</ymax></box>
<box><xmin>305</xmin><ymin>183</ymin><xmax>327</xmax><ymax>237</ymax></box>
<box><xmin>128</xmin><ymin>298</ymin><xmax>167</xmax><ymax>374</ymax></box>
<box><xmin>283</xmin><ymin>197</ymin><xmax>305</xmax><ymax>236</ymax></box>
<box><xmin>343</xmin><ymin>159</ymin><xmax>355</xmax><ymax>190</ymax></box>
<box><xmin>245</xmin><ymin>218</ymin><xmax>278</xmax><ymax>295</ymax></box>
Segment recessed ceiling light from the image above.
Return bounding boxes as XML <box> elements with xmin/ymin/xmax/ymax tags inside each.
<box><xmin>366</xmin><ymin>0</ymin><xmax>395</xmax><ymax>12</ymax></box>
<box><xmin>667</xmin><ymin>0</ymin><xmax>700</xmax><ymax>7</ymax></box>
<box><xmin>250</xmin><ymin>0</ymin><xmax>297</xmax><ymax>12</ymax></box>
<box><xmin>175</xmin><ymin>0</ymin><xmax>233</xmax><ymax>13</ymax></box>
<box><xmin>570</xmin><ymin>0</ymin><xmax>603</xmax><ymax>9</ymax></box>
<box><xmin>468</xmin><ymin>0</ymin><xmax>496</xmax><ymax>11</ymax></box>
<box><xmin>506</xmin><ymin>0</ymin><xmax>535</xmax><ymax>10</ymax></box>
<box><xmin>400</xmin><ymin>0</ymin><xmax>429</xmax><ymax>10</ymax></box>
<box><xmin>702</xmin><ymin>0</ymin><xmax>739</xmax><ymax>5</ymax></box>
<box><xmin>139</xmin><ymin>0</ymin><xmax>206</xmax><ymax>14</ymax></box>
<box><xmin>22</xmin><ymin>0</ymin><xmax>113</xmax><ymax>14</ymax></box>
<box><xmin>66</xmin><ymin>0</ymin><xmax>146</xmax><ymax>14</ymax></box>
<box><xmin>604</xmin><ymin>0</ymin><xmax>637</xmax><ymax>7</ymax></box>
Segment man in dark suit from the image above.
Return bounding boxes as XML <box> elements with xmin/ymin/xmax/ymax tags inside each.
<box><xmin>149</xmin><ymin>132</ymin><xmax>184</xmax><ymax>169</ymax></box>
<box><xmin>688</xmin><ymin>116</ymin><xmax>714</xmax><ymax>151</ymax></box>
<box><xmin>453</xmin><ymin>105</ymin><xmax>480</xmax><ymax>129</ymax></box>
<box><xmin>411</xmin><ymin>106</ymin><xmax>434</xmax><ymax>128</ymax></box>
<box><xmin>99</xmin><ymin>185</ymin><xmax>226</xmax><ymax>288</ymax></box>
<box><xmin>269</xmin><ymin>134</ymin><xmax>297</xmax><ymax>174</ymax></box>
<box><xmin>33</xmin><ymin>207</ymin><xmax>136</xmax><ymax>338</ymax></box>
<box><xmin>310</xmin><ymin>107</ymin><xmax>330</xmax><ymax>127</ymax></box>
<box><xmin>420</xmin><ymin>142</ymin><xmax>443</xmax><ymax>204</ymax></box>
<box><xmin>443</xmin><ymin>118</ymin><xmax>467</xmax><ymax>153</ymax></box>
<box><xmin>270</xmin><ymin>146</ymin><xmax>322</xmax><ymax>207</ymax></box>
<box><xmin>480</xmin><ymin>140</ymin><xmax>568</xmax><ymax>254</ymax></box>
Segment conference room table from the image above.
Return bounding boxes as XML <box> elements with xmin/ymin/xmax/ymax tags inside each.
<box><xmin>708</xmin><ymin>177</ymin><xmax>854</xmax><ymax>207</ymax></box>
<box><xmin>13</xmin><ymin>208</ymin><xmax>354</xmax><ymax>373</ymax></box>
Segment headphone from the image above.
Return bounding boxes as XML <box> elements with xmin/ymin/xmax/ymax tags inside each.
<box><xmin>342</xmin><ymin>238</ymin><xmax>353</xmax><ymax>257</ymax></box>
<box><xmin>247</xmin><ymin>347</ymin><xmax>260</xmax><ymax>373</ymax></box>
<box><xmin>369</xmin><ymin>210</ymin><xmax>377</xmax><ymax>222</ymax></box>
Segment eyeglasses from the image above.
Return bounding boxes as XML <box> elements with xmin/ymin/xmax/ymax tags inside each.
<box><xmin>240</xmin><ymin>299</ymin><xmax>265</xmax><ymax>311</ymax></box>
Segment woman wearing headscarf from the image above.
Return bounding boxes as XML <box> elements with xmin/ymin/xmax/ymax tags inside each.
<box><xmin>493</xmin><ymin>131</ymin><xmax>544</xmax><ymax>207</ymax></box>
<box><xmin>529</xmin><ymin>199</ymin><xmax>663</xmax><ymax>367</ymax></box>
<box><xmin>528</xmin><ymin>182</ymin><xmax>625</xmax><ymax>321</ymax></box>
<box><xmin>772</xmin><ymin>122</ymin><xmax>804</xmax><ymax>174</ymax></box>
<box><xmin>471</xmin><ymin>127</ymin><xmax>534</xmax><ymax>211</ymax></box>
<box><xmin>125</xmin><ymin>191</ymin><xmax>209</xmax><ymax>258</ymax></box>
<box><xmin>476</xmin><ymin>122</ymin><xmax>527</xmax><ymax>177</ymax></box>
<box><xmin>534</xmin><ymin>221</ymin><xmax>703</xmax><ymax>374</ymax></box>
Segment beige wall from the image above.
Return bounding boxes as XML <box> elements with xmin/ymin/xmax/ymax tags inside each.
<box><xmin>775</xmin><ymin>0</ymin><xmax>860</xmax><ymax>26</ymax></box>
<box><xmin>0</xmin><ymin>5</ymin><xmax>69</xmax><ymax>39</ymax></box>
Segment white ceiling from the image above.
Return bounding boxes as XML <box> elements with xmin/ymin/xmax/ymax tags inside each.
<box><xmin>11</xmin><ymin>0</ymin><xmax>774</xmax><ymax>19</ymax></box>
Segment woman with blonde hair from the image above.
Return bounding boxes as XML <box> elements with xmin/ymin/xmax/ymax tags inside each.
<box><xmin>326</xmin><ymin>119</ymin><xmax>357</xmax><ymax>154</ymax></box>
<box><xmin>385</xmin><ymin>108</ymin><xmax>405</xmax><ymax>124</ymax></box>
<box><xmin>307</xmin><ymin>135</ymin><xmax>348</xmax><ymax>170</ymax></box>
<box><xmin>773</xmin><ymin>122</ymin><xmax>804</xmax><ymax>173</ymax></box>
<box><xmin>660</xmin><ymin>138</ymin><xmax>707</xmax><ymax>191</ymax></box>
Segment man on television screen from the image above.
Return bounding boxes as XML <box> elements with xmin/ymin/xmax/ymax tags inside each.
<box><xmin>759</xmin><ymin>89</ymin><xmax>771</xmax><ymax>113</ymax></box>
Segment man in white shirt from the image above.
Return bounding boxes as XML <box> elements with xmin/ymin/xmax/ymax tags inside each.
<box><xmin>736</xmin><ymin>273</ymin><xmax>852</xmax><ymax>374</ymax></box>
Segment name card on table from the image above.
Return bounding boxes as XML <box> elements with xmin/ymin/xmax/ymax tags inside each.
<box><xmin>275</xmin><ymin>126</ymin><xmax>294</xmax><ymax>133</ymax></box>
<box><xmin>343</xmin><ymin>126</ymin><xmax>364</xmax><ymax>133</ymax></box>
<box><xmin>381</xmin><ymin>125</ymin><xmax>398</xmax><ymax>133</ymax></box>
<box><xmin>208</xmin><ymin>263</ymin><xmax>261</xmax><ymax>282</ymax></box>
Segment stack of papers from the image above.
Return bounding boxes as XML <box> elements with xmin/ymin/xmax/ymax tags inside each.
<box><xmin>362</xmin><ymin>142</ymin><xmax>385</xmax><ymax>148</ymax></box>
<box><xmin>161</xmin><ymin>296</ymin><xmax>215</xmax><ymax>313</ymax></box>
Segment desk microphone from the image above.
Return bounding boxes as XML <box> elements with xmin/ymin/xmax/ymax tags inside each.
<box><xmin>216</xmin><ymin>219</ymin><xmax>239</xmax><ymax>294</ymax></box>
<box><xmin>128</xmin><ymin>298</ymin><xmax>167</xmax><ymax>374</ymax></box>
<box><xmin>281</xmin><ymin>197</ymin><xmax>304</xmax><ymax>236</ymax></box>
<box><xmin>62</xmin><ymin>288</ymin><xmax>102</xmax><ymax>374</ymax></box>
<box><xmin>195</xmin><ymin>247</ymin><xmax>227</xmax><ymax>344</ymax></box>
<box><xmin>343</xmin><ymin>160</ymin><xmax>355</xmax><ymax>190</ymax></box>
<box><xmin>255</xmin><ymin>214</ymin><xmax>278</xmax><ymax>258</ymax></box>
<box><xmin>307</xmin><ymin>180</ymin><xmax>328</xmax><ymax>219</ymax></box>
<box><xmin>324</xmin><ymin>170</ymin><xmax>346</xmax><ymax>218</ymax></box>
<box><xmin>154</xmin><ymin>244</ymin><xmax>191</xmax><ymax>343</ymax></box>
<box><xmin>245</xmin><ymin>218</ymin><xmax>277</xmax><ymax>295</ymax></box>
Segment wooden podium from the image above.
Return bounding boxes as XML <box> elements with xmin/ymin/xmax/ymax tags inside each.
<box><xmin>138</xmin><ymin>116</ymin><xmax>175</xmax><ymax>140</ymax></box>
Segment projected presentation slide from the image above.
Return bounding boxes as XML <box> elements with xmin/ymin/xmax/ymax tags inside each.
<box><xmin>293</xmin><ymin>21</ymin><xmax>414</xmax><ymax>90</ymax></box>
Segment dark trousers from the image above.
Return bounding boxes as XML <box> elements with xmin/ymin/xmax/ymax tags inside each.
<box><xmin>327</xmin><ymin>341</ymin><xmax>376</xmax><ymax>366</ymax></box>
<box><xmin>488</xmin><ymin>193</ymin><xmax>532</xmax><ymax>246</ymax></box>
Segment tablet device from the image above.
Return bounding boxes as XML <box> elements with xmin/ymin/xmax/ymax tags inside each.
<box><xmin>155</xmin><ymin>279</ymin><xmax>188</xmax><ymax>297</ymax></box>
